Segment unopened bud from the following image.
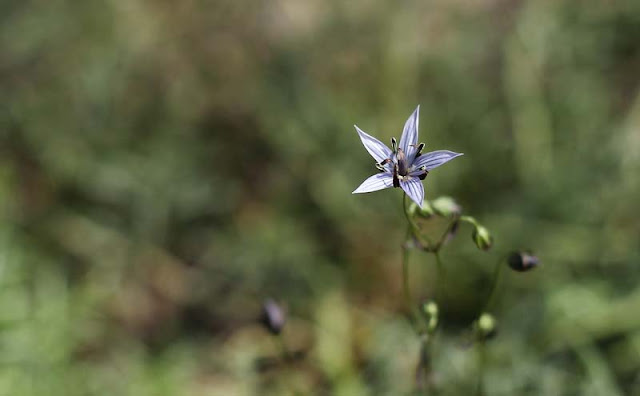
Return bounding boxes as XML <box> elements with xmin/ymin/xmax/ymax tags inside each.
<box><xmin>412</xmin><ymin>200</ymin><xmax>434</xmax><ymax>218</ymax></box>
<box><xmin>421</xmin><ymin>300</ymin><xmax>439</xmax><ymax>332</ymax></box>
<box><xmin>472</xmin><ymin>225</ymin><xmax>493</xmax><ymax>251</ymax></box>
<box><xmin>407</xmin><ymin>201</ymin><xmax>419</xmax><ymax>218</ymax></box>
<box><xmin>260</xmin><ymin>299</ymin><xmax>286</xmax><ymax>335</ymax></box>
<box><xmin>430</xmin><ymin>196</ymin><xmax>462</xmax><ymax>217</ymax></box>
<box><xmin>507</xmin><ymin>251</ymin><xmax>539</xmax><ymax>272</ymax></box>
<box><xmin>474</xmin><ymin>313</ymin><xmax>497</xmax><ymax>340</ymax></box>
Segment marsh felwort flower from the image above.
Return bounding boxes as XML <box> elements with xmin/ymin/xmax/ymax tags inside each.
<box><xmin>352</xmin><ymin>106</ymin><xmax>463</xmax><ymax>207</ymax></box>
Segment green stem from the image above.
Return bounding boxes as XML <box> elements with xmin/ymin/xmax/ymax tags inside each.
<box><xmin>276</xmin><ymin>332</ymin><xmax>290</xmax><ymax>361</ymax></box>
<box><xmin>403</xmin><ymin>194</ymin><xmax>433</xmax><ymax>249</ymax></box>
<box><xmin>401</xmin><ymin>229</ymin><xmax>413</xmax><ymax>313</ymax></box>
<box><xmin>475</xmin><ymin>341</ymin><xmax>486</xmax><ymax>396</ymax></box>
<box><xmin>434</xmin><ymin>251</ymin><xmax>444</xmax><ymax>277</ymax></box>
<box><xmin>482</xmin><ymin>255</ymin><xmax>506</xmax><ymax>313</ymax></box>
<box><xmin>417</xmin><ymin>333</ymin><xmax>435</xmax><ymax>394</ymax></box>
<box><xmin>434</xmin><ymin>251</ymin><xmax>446</xmax><ymax>301</ymax></box>
<box><xmin>432</xmin><ymin>216</ymin><xmax>460</xmax><ymax>252</ymax></box>
<box><xmin>401</xmin><ymin>195</ymin><xmax>432</xmax><ymax>333</ymax></box>
<box><xmin>402</xmin><ymin>192</ymin><xmax>411</xmax><ymax>224</ymax></box>
<box><xmin>400</xmin><ymin>195</ymin><xmax>421</xmax><ymax>332</ymax></box>
<box><xmin>459</xmin><ymin>215</ymin><xmax>479</xmax><ymax>227</ymax></box>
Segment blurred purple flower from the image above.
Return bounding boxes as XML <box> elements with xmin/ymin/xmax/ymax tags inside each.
<box><xmin>352</xmin><ymin>106</ymin><xmax>463</xmax><ymax>207</ymax></box>
<box><xmin>261</xmin><ymin>299</ymin><xmax>286</xmax><ymax>335</ymax></box>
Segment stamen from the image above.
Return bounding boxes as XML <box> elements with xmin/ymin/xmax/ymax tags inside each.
<box><xmin>393</xmin><ymin>163</ymin><xmax>400</xmax><ymax>188</ymax></box>
<box><xmin>391</xmin><ymin>137</ymin><xmax>397</xmax><ymax>153</ymax></box>
<box><xmin>397</xmin><ymin>148</ymin><xmax>408</xmax><ymax>176</ymax></box>
<box><xmin>415</xmin><ymin>143</ymin><xmax>425</xmax><ymax>156</ymax></box>
<box><xmin>376</xmin><ymin>158</ymin><xmax>391</xmax><ymax>172</ymax></box>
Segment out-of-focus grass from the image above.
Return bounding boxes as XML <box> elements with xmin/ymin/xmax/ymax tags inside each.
<box><xmin>1</xmin><ymin>0</ymin><xmax>640</xmax><ymax>394</ymax></box>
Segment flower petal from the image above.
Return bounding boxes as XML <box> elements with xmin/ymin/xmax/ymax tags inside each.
<box><xmin>413</xmin><ymin>150</ymin><xmax>463</xmax><ymax>171</ymax></box>
<box><xmin>354</xmin><ymin>125</ymin><xmax>392</xmax><ymax>163</ymax></box>
<box><xmin>352</xmin><ymin>173</ymin><xmax>394</xmax><ymax>194</ymax></box>
<box><xmin>399</xmin><ymin>105</ymin><xmax>420</xmax><ymax>161</ymax></box>
<box><xmin>400</xmin><ymin>178</ymin><xmax>424</xmax><ymax>208</ymax></box>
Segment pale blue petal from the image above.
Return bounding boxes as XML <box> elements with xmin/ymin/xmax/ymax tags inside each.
<box><xmin>399</xmin><ymin>105</ymin><xmax>420</xmax><ymax>161</ymax></box>
<box><xmin>354</xmin><ymin>125</ymin><xmax>392</xmax><ymax>163</ymax></box>
<box><xmin>413</xmin><ymin>150</ymin><xmax>463</xmax><ymax>171</ymax></box>
<box><xmin>352</xmin><ymin>173</ymin><xmax>394</xmax><ymax>194</ymax></box>
<box><xmin>400</xmin><ymin>178</ymin><xmax>424</xmax><ymax>208</ymax></box>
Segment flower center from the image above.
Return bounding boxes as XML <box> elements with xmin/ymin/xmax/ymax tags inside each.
<box><xmin>374</xmin><ymin>138</ymin><xmax>429</xmax><ymax>187</ymax></box>
<box><xmin>396</xmin><ymin>148</ymin><xmax>409</xmax><ymax>177</ymax></box>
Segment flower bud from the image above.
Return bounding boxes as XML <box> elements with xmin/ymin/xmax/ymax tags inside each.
<box><xmin>407</xmin><ymin>201</ymin><xmax>419</xmax><ymax>218</ymax></box>
<box><xmin>472</xmin><ymin>225</ymin><xmax>493</xmax><ymax>251</ymax></box>
<box><xmin>507</xmin><ymin>251</ymin><xmax>539</xmax><ymax>272</ymax></box>
<box><xmin>430</xmin><ymin>196</ymin><xmax>462</xmax><ymax>217</ymax></box>
<box><xmin>260</xmin><ymin>299</ymin><xmax>286</xmax><ymax>335</ymax></box>
<box><xmin>409</xmin><ymin>200</ymin><xmax>434</xmax><ymax>218</ymax></box>
<box><xmin>474</xmin><ymin>313</ymin><xmax>497</xmax><ymax>340</ymax></box>
<box><xmin>420</xmin><ymin>300</ymin><xmax>439</xmax><ymax>333</ymax></box>
<box><xmin>418</xmin><ymin>202</ymin><xmax>435</xmax><ymax>218</ymax></box>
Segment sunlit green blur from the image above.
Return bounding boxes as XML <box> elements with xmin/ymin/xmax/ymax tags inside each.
<box><xmin>1</xmin><ymin>1</ymin><xmax>640</xmax><ymax>394</ymax></box>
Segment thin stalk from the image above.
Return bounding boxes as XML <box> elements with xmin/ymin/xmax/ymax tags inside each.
<box><xmin>475</xmin><ymin>341</ymin><xmax>486</xmax><ymax>396</ymax></box>
<box><xmin>276</xmin><ymin>333</ymin><xmax>290</xmax><ymax>361</ymax></box>
<box><xmin>403</xmin><ymin>194</ymin><xmax>433</xmax><ymax>249</ymax></box>
<box><xmin>416</xmin><ymin>333</ymin><xmax>435</xmax><ymax>394</ymax></box>
<box><xmin>482</xmin><ymin>255</ymin><xmax>506</xmax><ymax>313</ymax></box>
<box><xmin>401</xmin><ymin>228</ymin><xmax>413</xmax><ymax>314</ymax></box>
<box><xmin>434</xmin><ymin>251</ymin><xmax>444</xmax><ymax>277</ymax></box>
<box><xmin>432</xmin><ymin>216</ymin><xmax>460</xmax><ymax>251</ymax></box>
<box><xmin>433</xmin><ymin>250</ymin><xmax>446</xmax><ymax>301</ymax></box>
<box><xmin>459</xmin><ymin>215</ymin><xmax>479</xmax><ymax>227</ymax></box>
<box><xmin>400</xmin><ymin>194</ymin><xmax>430</xmax><ymax>333</ymax></box>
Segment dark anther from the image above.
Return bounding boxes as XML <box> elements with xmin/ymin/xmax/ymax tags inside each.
<box><xmin>419</xmin><ymin>170</ymin><xmax>428</xmax><ymax>180</ymax></box>
<box><xmin>391</xmin><ymin>137</ymin><xmax>397</xmax><ymax>153</ymax></box>
<box><xmin>376</xmin><ymin>158</ymin><xmax>391</xmax><ymax>172</ymax></box>
<box><xmin>393</xmin><ymin>164</ymin><xmax>400</xmax><ymax>188</ymax></box>
<box><xmin>414</xmin><ymin>143</ymin><xmax>425</xmax><ymax>157</ymax></box>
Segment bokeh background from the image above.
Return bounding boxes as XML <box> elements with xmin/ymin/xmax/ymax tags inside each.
<box><xmin>1</xmin><ymin>0</ymin><xmax>640</xmax><ymax>394</ymax></box>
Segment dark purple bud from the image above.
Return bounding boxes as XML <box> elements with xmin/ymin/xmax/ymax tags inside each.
<box><xmin>507</xmin><ymin>252</ymin><xmax>539</xmax><ymax>272</ymax></box>
<box><xmin>261</xmin><ymin>299</ymin><xmax>286</xmax><ymax>335</ymax></box>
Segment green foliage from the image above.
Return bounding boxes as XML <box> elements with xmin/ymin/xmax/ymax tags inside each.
<box><xmin>1</xmin><ymin>0</ymin><xmax>640</xmax><ymax>394</ymax></box>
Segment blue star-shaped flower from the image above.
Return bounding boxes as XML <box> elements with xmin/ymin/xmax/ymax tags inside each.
<box><xmin>352</xmin><ymin>105</ymin><xmax>463</xmax><ymax>207</ymax></box>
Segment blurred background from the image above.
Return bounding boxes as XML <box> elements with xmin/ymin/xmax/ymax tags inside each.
<box><xmin>1</xmin><ymin>0</ymin><xmax>640</xmax><ymax>394</ymax></box>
